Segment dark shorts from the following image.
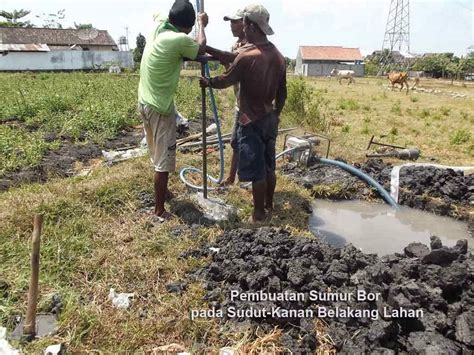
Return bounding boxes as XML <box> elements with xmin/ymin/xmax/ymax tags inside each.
<box><xmin>236</xmin><ymin>112</ymin><xmax>279</xmax><ymax>182</ymax></box>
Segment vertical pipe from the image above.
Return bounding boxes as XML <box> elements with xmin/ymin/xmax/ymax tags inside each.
<box><xmin>23</xmin><ymin>214</ymin><xmax>43</xmax><ymax>338</ymax></box>
<box><xmin>201</xmin><ymin>63</ymin><xmax>208</xmax><ymax>199</ymax></box>
<box><xmin>198</xmin><ymin>0</ymin><xmax>207</xmax><ymax>198</ymax></box>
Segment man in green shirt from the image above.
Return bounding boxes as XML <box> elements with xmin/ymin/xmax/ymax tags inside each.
<box><xmin>138</xmin><ymin>0</ymin><xmax>208</xmax><ymax>220</ymax></box>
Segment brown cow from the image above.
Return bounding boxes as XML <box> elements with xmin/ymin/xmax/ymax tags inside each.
<box><xmin>387</xmin><ymin>72</ymin><xmax>409</xmax><ymax>94</ymax></box>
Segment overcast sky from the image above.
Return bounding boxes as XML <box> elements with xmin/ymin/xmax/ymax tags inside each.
<box><xmin>2</xmin><ymin>0</ymin><xmax>473</xmax><ymax>57</ymax></box>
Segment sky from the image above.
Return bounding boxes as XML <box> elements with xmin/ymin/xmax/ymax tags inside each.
<box><xmin>2</xmin><ymin>0</ymin><xmax>473</xmax><ymax>58</ymax></box>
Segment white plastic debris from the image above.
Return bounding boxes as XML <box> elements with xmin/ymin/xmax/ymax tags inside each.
<box><xmin>209</xmin><ymin>247</ymin><xmax>220</xmax><ymax>253</ymax></box>
<box><xmin>44</xmin><ymin>344</ymin><xmax>61</xmax><ymax>355</ymax></box>
<box><xmin>176</xmin><ymin>111</ymin><xmax>189</xmax><ymax>128</ymax></box>
<box><xmin>102</xmin><ymin>147</ymin><xmax>148</xmax><ymax>164</ymax></box>
<box><xmin>219</xmin><ymin>347</ymin><xmax>236</xmax><ymax>355</ymax></box>
<box><xmin>108</xmin><ymin>288</ymin><xmax>134</xmax><ymax>309</ymax></box>
<box><xmin>0</xmin><ymin>327</ymin><xmax>20</xmax><ymax>355</ymax></box>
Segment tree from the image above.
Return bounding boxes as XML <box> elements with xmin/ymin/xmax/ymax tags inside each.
<box><xmin>284</xmin><ymin>57</ymin><xmax>296</xmax><ymax>72</ymax></box>
<box><xmin>0</xmin><ymin>9</ymin><xmax>33</xmax><ymax>27</ymax></box>
<box><xmin>36</xmin><ymin>9</ymin><xmax>65</xmax><ymax>29</ymax></box>
<box><xmin>133</xmin><ymin>33</ymin><xmax>146</xmax><ymax>65</ymax></box>
<box><xmin>74</xmin><ymin>22</ymin><xmax>93</xmax><ymax>29</ymax></box>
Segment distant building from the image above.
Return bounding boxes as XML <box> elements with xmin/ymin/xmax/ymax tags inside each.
<box><xmin>295</xmin><ymin>46</ymin><xmax>364</xmax><ymax>77</ymax></box>
<box><xmin>0</xmin><ymin>27</ymin><xmax>133</xmax><ymax>71</ymax></box>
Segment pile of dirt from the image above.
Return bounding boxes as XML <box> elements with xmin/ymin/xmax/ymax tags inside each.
<box><xmin>281</xmin><ymin>159</ymin><xmax>473</xmax><ymax>220</ymax></box>
<box><xmin>182</xmin><ymin>227</ymin><xmax>473</xmax><ymax>353</ymax></box>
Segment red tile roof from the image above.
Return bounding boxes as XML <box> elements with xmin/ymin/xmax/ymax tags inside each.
<box><xmin>300</xmin><ymin>46</ymin><xmax>363</xmax><ymax>61</ymax></box>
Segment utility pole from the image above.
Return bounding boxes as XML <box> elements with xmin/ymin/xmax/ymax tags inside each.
<box><xmin>125</xmin><ymin>26</ymin><xmax>130</xmax><ymax>51</ymax></box>
<box><xmin>378</xmin><ymin>0</ymin><xmax>410</xmax><ymax>75</ymax></box>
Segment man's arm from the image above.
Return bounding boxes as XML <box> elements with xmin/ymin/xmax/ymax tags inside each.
<box><xmin>274</xmin><ymin>70</ymin><xmax>287</xmax><ymax>116</ymax></box>
<box><xmin>200</xmin><ymin>57</ymin><xmax>244</xmax><ymax>89</ymax></box>
<box><xmin>205</xmin><ymin>45</ymin><xmax>238</xmax><ymax>65</ymax></box>
<box><xmin>196</xmin><ymin>13</ymin><xmax>208</xmax><ymax>55</ymax></box>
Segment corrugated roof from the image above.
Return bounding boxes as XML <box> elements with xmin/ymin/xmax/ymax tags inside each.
<box><xmin>300</xmin><ymin>46</ymin><xmax>363</xmax><ymax>61</ymax></box>
<box><xmin>0</xmin><ymin>43</ymin><xmax>50</xmax><ymax>52</ymax></box>
<box><xmin>0</xmin><ymin>27</ymin><xmax>116</xmax><ymax>46</ymax></box>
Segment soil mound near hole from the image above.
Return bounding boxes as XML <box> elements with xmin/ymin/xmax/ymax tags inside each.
<box><xmin>282</xmin><ymin>158</ymin><xmax>473</xmax><ymax>220</ymax></box>
<box><xmin>183</xmin><ymin>227</ymin><xmax>473</xmax><ymax>353</ymax></box>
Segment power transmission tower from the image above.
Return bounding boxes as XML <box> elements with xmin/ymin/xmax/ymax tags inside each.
<box><xmin>378</xmin><ymin>0</ymin><xmax>410</xmax><ymax>74</ymax></box>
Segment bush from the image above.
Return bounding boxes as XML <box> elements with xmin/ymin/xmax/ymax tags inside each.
<box><xmin>419</xmin><ymin>109</ymin><xmax>430</xmax><ymax>118</ymax></box>
<box><xmin>450</xmin><ymin>129</ymin><xmax>471</xmax><ymax>145</ymax></box>
<box><xmin>410</xmin><ymin>96</ymin><xmax>419</xmax><ymax>103</ymax></box>
<box><xmin>439</xmin><ymin>106</ymin><xmax>451</xmax><ymax>116</ymax></box>
<box><xmin>338</xmin><ymin>98</ymin><xmax>359</xmax><ymax>111</ymax></box>
<box><xmin>284</xmin><ymin>76</ymin><xmax>312</xmax><ymax>117</ymax></box>
<box><xmin>282</xmin><ymin>77</ymin><xmax>329</xmax><ymax>133</ymax></box>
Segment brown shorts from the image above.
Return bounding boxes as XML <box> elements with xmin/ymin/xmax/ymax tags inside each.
<box><xmin>138</xmin><ymin>103</ymin><xmax>176</xmax><ymax>173</ymax></box>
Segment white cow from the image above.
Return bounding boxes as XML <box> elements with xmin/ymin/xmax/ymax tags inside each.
<box><xmin>330</xmin><ymin>68</ymin><xmax>355</xmax><ymax>85</ymax></box>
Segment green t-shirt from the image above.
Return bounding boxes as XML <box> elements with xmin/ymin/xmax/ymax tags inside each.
<box><xmin>138</xmin><ymin>16</ymin><xmax>199</xmax><ymax>115</ymax></box>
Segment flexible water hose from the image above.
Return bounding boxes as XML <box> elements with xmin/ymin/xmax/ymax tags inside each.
<box><xmin>318</xmin><ymin>158</ymin><xmax>399</xmax><ymax>209</ymax></box>
<box><xmin>243</xmin><ymin>148</ymin><xmax>399</xmax><ymax>209</ymax></box>
<box><xmin>179</xmin><ymin>0</ymin><xmax>226</xmax><ymax>191</ymax></box>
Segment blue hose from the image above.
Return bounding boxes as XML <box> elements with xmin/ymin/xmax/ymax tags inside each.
<box><xmin>319</xmin><ymin>158</ymin><xmax>399</xmax><ymax>209</ymax></box>
<box><xmin>179</xmin><ymin>2</ymin><xmax>226</xmax><ymax>191</ymax></box>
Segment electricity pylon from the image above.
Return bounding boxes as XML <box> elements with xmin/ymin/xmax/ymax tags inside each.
<box><xmin>378</xmin><ymin>0</ymin><xmax>411</xmax><ymax>75</ymax></box>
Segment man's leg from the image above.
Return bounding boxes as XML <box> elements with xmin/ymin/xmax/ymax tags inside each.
<box><xmin>265</xmin><ymin>170</ymin><xmax>276</xmax><ymax>211</ymax></box>
<box><xmin>154</xmin><ymin>171</ymin><xmax>169</xmax><ymax>216</ymax></box>
<box><xmin>223</xmin><ymin>151</ymin><xmax>238</xmax><ymax>186</ymax></box>
<box><xmin>142</xmin><ymin>105</ymin><xmax>176</xmax><ymax>218</ymax></box>
<box><xmin>223</xmin><ymin>109</ymin><xmax>240</xmax><ymax>186</ymax></box>
<box><xmin>252</xmin><ymin>178</ymin><xmax>267</xmax><ymax>221</ymax></box>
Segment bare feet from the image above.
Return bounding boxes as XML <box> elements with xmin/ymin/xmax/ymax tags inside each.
<box><xmin>220</xmin><ymin>177</ymin><xmax>235</xmax><ymax>187</ymax></box>
<box><xmin>148</xmin><ymin>210</ymin><xmax>174</xmax><ymax>224</ymax></box>
<box><xmin>249</xmin><ymin>210</ymin><xmax>269</xmax><ymax>224</ymax></box>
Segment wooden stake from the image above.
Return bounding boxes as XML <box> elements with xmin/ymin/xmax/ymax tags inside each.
<box><xmin>23</xmin><ymin>214</ymin><xmax>43</xmax><ymax>338</ymax></box>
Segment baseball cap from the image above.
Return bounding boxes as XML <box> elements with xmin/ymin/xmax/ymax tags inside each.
<box><xmin>223</xmin><ymin>9</ymin><xmax>244</xmax><ymax>21</ymax></box>
<box><xmin>243</xmin><ymin>4</ymin><xmax>274</xmax><ymax>35</ymax></box>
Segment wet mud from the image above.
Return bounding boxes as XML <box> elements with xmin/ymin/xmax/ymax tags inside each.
<box><xmin>182</xmin><ymin>227</ymin><xmax>473</xmax><ymax>354</ymax></box>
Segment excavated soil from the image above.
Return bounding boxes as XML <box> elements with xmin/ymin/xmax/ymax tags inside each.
<box><xmin>181</xmin><ymin>227</ymin><xmax>473</xmax><ymax>354</ymax></box>
<box><xmin>281</xmin><ymin>159</ymin><xmax>473</xmax><ymax>222</ymax></box>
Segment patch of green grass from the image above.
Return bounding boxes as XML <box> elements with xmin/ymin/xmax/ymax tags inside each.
<box><xmin>391</xmin><ymin>101</ymin><xmax>402</xmax><ymax>115</ymax></box>
<box><xmin>390</xmin><ymin>127</ymin><xmax>399</xmax><ymax>136</ymax></box>
<box><xmin>338</xmin><ymin>98</ymin><xmax>359</xmax><ymax>111</ymax></box>
<box><xmin>342</xmin><ymin>125</ymin><xmax>350</xmax><ymax>133</ymax></box>
<box><xmin>361</xmin><ymin>125</ymin><xmax>370</xmax><ymax>134</ymax></box>
<box><xmin>439</xmin><ymin>106</ymin><xmax>451</xmax><ymax>116</ymax></box>
<box><xmin>419</xmin><ymin>108</ymin><xmax>431</xmax><ymax>118</ymax></box>
<box><xmin>450</xmin><ymin>129</ymin><xmax>471</xmax><ymax>145</ymax></box>
<box><xmin>0</xmin><ymin>126</ymin><xmax>51</xmax><ymax>173</ymax></box>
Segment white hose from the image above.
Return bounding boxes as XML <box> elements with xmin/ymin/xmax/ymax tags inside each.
<box><xmin>390</xmin><ymin>163</ymin><xmax>474</xmax><ymax>203</ymax></box>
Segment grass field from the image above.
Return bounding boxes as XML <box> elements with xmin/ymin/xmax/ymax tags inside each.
<box><xmin>0</xmin><ymin>72</ymin><xmax>472</xmax><ymax>353</ymax></box>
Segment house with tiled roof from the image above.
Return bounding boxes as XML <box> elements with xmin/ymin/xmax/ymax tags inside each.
<box><xmin>295</xmin><ymin>46</ymin><xmax>364</xmax><ymax>77</ymax></box>
<box><xmin>0</xmin><ymin>27</ymin><xmax>133</xmax><ymax>71</ymax></box>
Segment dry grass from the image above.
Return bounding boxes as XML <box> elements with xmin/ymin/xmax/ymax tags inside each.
<box><xmin>294</xmin><ymin>76</ymin><xmax>473</xmax><ymax>165</ymax></box>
